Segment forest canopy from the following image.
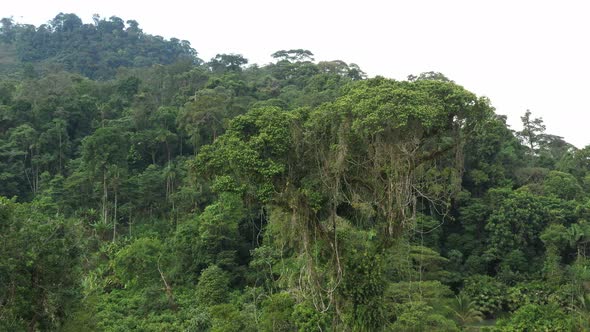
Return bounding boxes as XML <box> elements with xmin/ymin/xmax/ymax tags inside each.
<box><xmin>0</xmin><ymin>13</ymin><xmax>198</xmax><ymax>78</ymax></box>
<box><xmin>0</xmin><ymin>14</ymin><xmax>589</xmax><ymax>332</ymax></box>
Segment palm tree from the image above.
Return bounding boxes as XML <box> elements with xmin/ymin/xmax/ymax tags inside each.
<box><xmin>567</xmin><ymin>221</ymin><xmax>590</xmax><ymax>259</ymax></box>
<box><xmin>449</xmin><ymin>293</ymin><xmax>484</xmax><ymax>329</ymax></box>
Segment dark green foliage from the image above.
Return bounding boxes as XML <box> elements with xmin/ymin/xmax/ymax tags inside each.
<box><xmin>462</xmin><ymin>275</ymin><xmax>507</xmax><ymax>317</ymax></box>
<box><xmin>2</xmin><ymin>13</ymin><xmax>198</xmax><ymax>79</ymax></box>
<box><xmin>339</xmin><ymin>230</ymin><xmax>386</xmax><ymax>330</ymax></box>
<box><xmin>208</xmin><ymin>54</ymin><xmax>248</xmax><ymax>73</ymax></box>
<box><xmin>0</xmin><ymin>198</ymin><xmax>83</xmax><ymax>331</ymax></box>
<box><xmin>484</xmin><ymin>189</ymin><xmax>549</xmax><ymax>274</ymax></box>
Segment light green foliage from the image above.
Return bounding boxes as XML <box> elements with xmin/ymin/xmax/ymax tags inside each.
<box><xmin>384</xmin><ymin>280</ymin><xmax>457</xmax><ymax>328</ymax></box>
<box><xmin>171</xmin><ymin>192</ymin><xmax>245</xmax><ymax>281</ymax></box>
<box><xmin>385</xmin><ymin>241</ymin><xmax>452</xmax><ymax>282</ymax></box>
<box><xmin>197</xmin><ymin>193</ymin><xmax>244</xmax><ymax>268</ymax></box>
<box><xmin>208</xmin><ymin>303</ymin><xmax>253</xmax><ymax>332</ymax></box>
<box><xmin>540</xmin><ymin>224</ymin><xmax>569</xmax><ymax>252</ymax></box>
<box><xmin>449</xmin><ymin>293</ymin><xmax>484</xmax><ymax>327</ymax></box>
<box><xmin>113</xmin><ymin>237</ymin><xmax>164</xmax><ymax>286</ymax></box>
<box><xmin>89</xmin><ymin>286</ymin><xmax>194</xmax><ymax>332</ymax></box>
<box><xmin>186</xmin><ymin>305</ymin><xmax>211</xmax><ymax>331</ymax></box>
<box><xmin>543</xmin><ymin>170</ymin><xmax>583</xmax><ymax>200</ymax></box>
<box><xmin>390</xmin><ymin>301</ymin><xmax>460</xmax><ymax>332</ymax></box>
<box><xmin>248</xmin><ymin>244</ymin><xmax>282</xmax><ymax>292</ymax></box>
<box><xmin>495</xmin><ymin>304</ymin><xmax>573</xmax><ymax>332</ymax></box>
<box><xmin>567</xmin><ymin>220</ymin><xmax>590</xmax><ymax>257</ymax></box>
<box><xmin>505</xmin><ymin>282</ymin><xmax>552</xmax><ymax>312</ymax></box>
<box><xmin>334</xmin><ymin>78</ymin><xmax>461</xmax><ymax>133</ymax></box>
<box><xmin>259</xmin><ymin>292</ymin><xmax>295</xmax><ymax>331</ymax></box>
<box><xmin>385</xmin><ymin>280</ymin><xmax>454</xmax><ymax>310</ymax></box>
<box><xmin>462</xmin><ymin>275</ymin><xmax>507</xmax><ymax>317</ymax></box>
<box><xmin>292</xmin><ymin>300</ymin><xmax>330</xmax><ymax>331</ymax></box>
<box><xmin>196</xmin><ymin>106</ymin><xmax>293</xmax><ymax>202</ymax></box>
<box><xmin>196</xmin><ymin>265</ymin><xmax>231</xmax><ymax>306</ymax></box>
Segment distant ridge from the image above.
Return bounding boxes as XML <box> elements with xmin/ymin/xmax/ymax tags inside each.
<box><xmin>0</xmin><ymin>13</ymin><xmax>199</xmax><ymax>79</ymax></box>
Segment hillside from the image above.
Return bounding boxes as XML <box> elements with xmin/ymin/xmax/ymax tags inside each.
<box><xmin>0</xmin><ymin>42</ymin><xmax>19</xmax><ymax>75</ymax></box>
<box><xmin>0</xmin><ymin>15</ymin><xmax>589</xmax><ymax>332</ymax></box>
<box><xmin>0</xmin><ymin>13</ymin><xmax>198</xmax><ymax>79</ymax></box>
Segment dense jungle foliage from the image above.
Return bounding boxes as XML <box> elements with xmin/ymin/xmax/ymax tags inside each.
<box><xmin>1</xmin><ymin>14</ymin><xmax>589</xmax><ymax>331</ymax></box>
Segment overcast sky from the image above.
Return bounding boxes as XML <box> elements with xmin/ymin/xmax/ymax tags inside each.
<box><xmin>4</xmin><ymin>0</ymin><xmax>589</xmax><ymax>147</ymax></box>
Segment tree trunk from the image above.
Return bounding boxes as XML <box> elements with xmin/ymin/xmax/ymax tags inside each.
<box><xmin>102</xmin><ymin>171</ymin><xmax>108</xmax><ymax>226</ymax></box>
<box><xmin>113</xmin><ymin>189</ymin><xmax>117</xmax><ymax>242</ymax></box>
<box><xmin>58</xmin><ymin>128</ymin><xmax>62</xmax><ymax>174</ymax></box>
<box><xmin>157</xmin><ymin>260</ymin><xmax>177</xmax><ymax>311</ymax></box>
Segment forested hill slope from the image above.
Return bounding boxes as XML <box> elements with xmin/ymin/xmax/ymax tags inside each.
<box><xmin>0</xmin><ymin>13</ymin><xmax>198</xmax><ymax>79</ymax></box>
<box><xmin>1</xmin><ymin>14</ymin><xmax>589</xmax><ymax>332</ymax></box>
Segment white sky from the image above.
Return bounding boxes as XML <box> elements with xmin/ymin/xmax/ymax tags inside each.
<box><xmin>4</xmin><ymin>0</ymin><xmax>590</xmax><ymax>147</ymax></box>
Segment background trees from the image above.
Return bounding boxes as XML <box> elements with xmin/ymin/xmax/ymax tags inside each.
<box><xmin>0</xmin><ymin>13</ymin><xmax>198</xmax><ymax>79</ymax></box>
